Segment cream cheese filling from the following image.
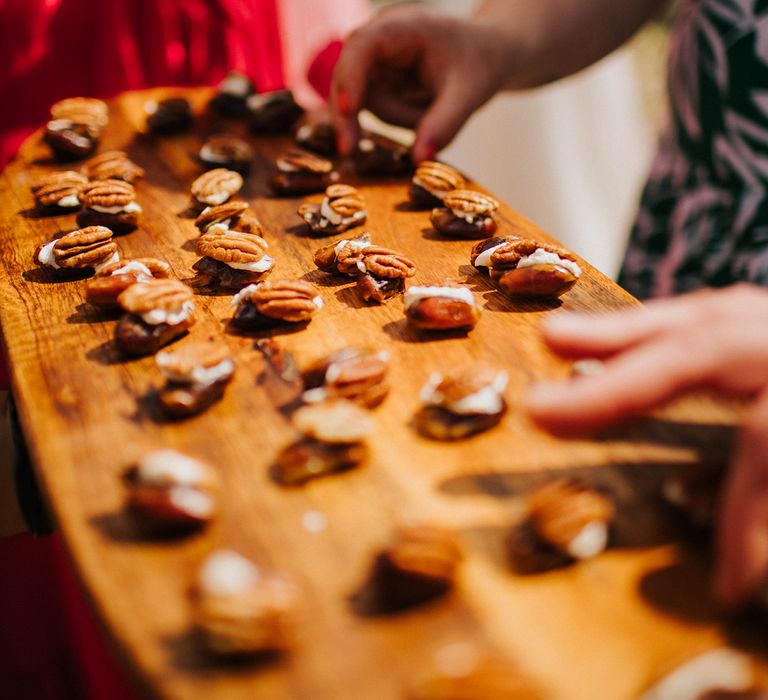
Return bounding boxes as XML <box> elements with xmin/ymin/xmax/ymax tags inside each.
<box><xmin>57</xmin><ymin>194</ymin><xmax>80</xmax><ymax>208</ymax></box>
<box><xmin>199</xmin><ymin>550</ymin><xmax>260</xmax><ymax>596</ymax></box>
<box><xmin>141</xmin><ymin>300</ymin><xmax>195</xmax><ymax>326</ymax></box>
<box><xmin>91</xmin><ymin>201</ymin><xmax>141</xmax><ymax>215</ymax></box>
<box><xmin>473</xmin><ymin>241</ymin><xmax>506</xmax><ymax>269</ymax></box>
<box><xmin>421</xmin><ymin>370</ymin><xmax>508</xmax><ymax>415</ymax></box>
<box><xmin>404</xmin><ymin>285</ymin><xmax>475</xmax><ymax>310</ymax></box>
<box><xmin>225</xmin><ymin>254</ymin><xmax>274</xmax><ymax>273</ymax></box>
<box><xmin>38</xmin><ymin>240</ymin><xmax>61</xmax><ymax>269</ymax></box>
<box><xmin>157</xmin><ymin>355</ymin><xmax>235</xmax><ymax>387</ymax></box>
<box><xmin>137</xmin><ymin>449</ymin><xmax>206</xmax><ymax>486</ymax></box>
<box><xmin>517</xmin><ymin>248</ymin><xmax>581</xmax><ymax>277</ymax></box>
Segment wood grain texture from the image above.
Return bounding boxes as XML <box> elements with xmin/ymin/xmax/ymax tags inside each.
<box><xmin>0</xmin><ymin>88</ymin><xmax>758</xmax><ymax>700</ymax></box>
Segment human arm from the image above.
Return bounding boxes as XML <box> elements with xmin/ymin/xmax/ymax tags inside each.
<box><xmin>331</xmin><ymin>0</ymin><xmax>664</xmax><ymax>161</ymax></box>
<box><xmin>524</xmin><ymin>284</ymin><xmax>768</xmax><ymax>606</ymax></box>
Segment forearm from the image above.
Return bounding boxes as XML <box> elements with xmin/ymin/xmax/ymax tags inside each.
<box><xmin>473</xmin><ymin>0</ymin><xmax>666</xmax><ymax>88</ymax></box>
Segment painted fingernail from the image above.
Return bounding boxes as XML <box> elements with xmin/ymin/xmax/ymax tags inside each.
<box><xmin>337</xmin><ymin>88</ymin><xmax>350</xmax><ymax>115</ymax></box>
<box><xmin>422</xmin><ymin>141</ymin><xmax>438</xmax><ymax>162</ymax></box>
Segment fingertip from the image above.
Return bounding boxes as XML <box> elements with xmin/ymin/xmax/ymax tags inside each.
<box><xmin>411</xmin><ymin>134</ymin><xmax>440</xmax><ymax>164</ymax></box>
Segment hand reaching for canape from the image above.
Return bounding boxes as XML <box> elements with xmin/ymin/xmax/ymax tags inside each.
<box><xmin>526</xmin><ymin>284</ymin><xmax>768</xmax><ymax>608</ymax></box>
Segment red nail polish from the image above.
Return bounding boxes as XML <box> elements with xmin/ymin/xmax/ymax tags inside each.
<box><xmin>422</xmin><ymin>142</ymin><xmax>438</xmax><ymax>162</ymax></box>
<box><xmin>336</xmin><ymin>133</ymin><xmax>348</xmax><ymax>156</ymax></box>
<box><xmin>337</xmin><ymin>88</ymin><xmax>350</xmax><ymax>115</ymax></box>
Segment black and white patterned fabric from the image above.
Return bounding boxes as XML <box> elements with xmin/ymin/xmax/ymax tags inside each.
<box><xmin>619</xmin><ymin>0</ymin><xmax>768</xmax><ymax>298</ymax></box>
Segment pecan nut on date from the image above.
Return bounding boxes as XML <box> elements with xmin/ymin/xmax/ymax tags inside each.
<box><xmin>76</xmin><ymin>179</ymin><xmax>142</xmax><ymax>234</ymax></box>
<box><xmin>81</xmin><ymin>150</ymin><xmax>145</xmax><ymax>183</ymax></box>
<box><xmin>365</xmin><ymin>525</ymin><xmax>463</xmax><ymax>611</ymax></box>
<box><xmin>410</xmin><ymin>645</ymin><xmax>542</xmax><ymax>700</ymax></box>
<box><xmin>115</xmin><ymin>279</ymin><xmax>196</xmax><ymax>355</ymax></box>
<box><xmin>194</xmin><ymin>201</ymin><xmax>264</xmax><ymax>236</ymax></box>
<box><xmin>273</xmin><ymin>399</ymin><xmax>372</xmax><ymax>486</ymax></box>
<box><xmin>312</xmin><ymin>232</ymin><xmax>373</xmax><ymax>275</ymax></box>
<box><xmin>145</xmin><ymin>97</ymin><xmax>193</xmax><ymax>134</ymax></box>
<box><xmin>469</xmin><ymin>236</ymin><xmax>519</xmax><ymax>274</ymax></box>
<box><xmin>247</xmin><ymin>89</ymin><xmax>304</xmax><ymax>133</ymax></box>
<box><xmin>488</xmin><ymin>237</ymin><xmax>582</xmax><ymax>299</ymax></box>
<box><xmin>193</xmin><ymin>231</ymin><xmax>274</xmax><ymax>290</ymax></box>
<box><xmin>31</xmin><ymin>170</ymin><xmax>88</xmax><ymax>212</ymax></box>
<box><xmin>298</xmin><ymin>184</ymin><xmax>367</xmax><ymax>236</ymax></box>
<box><xmin>404</xmin><ymin>284</ymin><xmax>480</xmax><ymax>332</ymax></box>
<box><xmin>353</xmin><ymin>134</ymin><xmax>412</xmax><ymax>176</ymax></box>
<box><xmin>268</xmin><ymin>149</ymin><xmax>339</xmax><ymax>196</ymax></box>
<box><xmin>431</xmin><ymin>189</ymin><xmax>498</xmax><ymax>239</ymax></box>
<box><xmin>123</xmin><ymin>449</ymin><xmax>219</xmax><ymax>532</ymax></box>
<box><xmin>199</xmin><ymin>134</ymin><xmax>255</xmax><ymax>175</ymax></box>
<box><xmin>302</xmin><ymin>347</ymin><xmax>390</xmax><ymax>409</ymax></box>
<box><xmin>355</xmin><ymin>246</ymin><xmax>417</xmax><ymax>304</ymax></box>
<box><xmin>44</xmin><ymin>97</ymin><xmax>108</xmax><ymax>161</ymax></box>
<box><xmin>209</xmin><ymin>71</ymin><xmax>255</xmax><ymax>117</ymax></box>
<box><xmin>294</xmin><ymin>121</ymin><xmax>337</xmax><ymax>157</ymax></box>
<box><xmin>230</xmin><ymin>279</ymin><xmax>322</xmax><ymax>331</ymax></box>
<box><xmin>35</xmin><ymin>225</ymin><xmax>119</xmax><ymax>277</ymax></box>
<box><xmin>409</xmin><ymin>161</ymin><xmax>465</xmax><ymax>209</ymax></box>
<box><xmin>155</xmin><ymin>340</ymin><xmax>235</xmax><ymax>418</ymax></box>
<box><xmin>193</xmin><ymin>549</ymin><xmax>299</xmax><ymax>656</ymax></box>
<box><xmin>508</xmin><ymin>479</ymin><xmax>615</xmax><ymax>574</ymax></box>
<box><xmin>416</xmin><ymin>368</ymin><xmax>508</xmax><ymax>440</ymax></box>
<box><xmin>190</xmin><ymin>167</ymin><xmax>244</xmax><ymax>208</ymax></box>
<box><xmin>86</xmin><ymin>257</ymin><xmax>172</xmax><ymax>308</ymax></box>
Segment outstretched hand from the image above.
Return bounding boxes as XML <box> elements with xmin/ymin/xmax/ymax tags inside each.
<box><xmin>525</xmin><ymin>284</ymin><xmax>768</xmax><ymax>606</ymax></box>
<box><xmin>330</xmin><ymin>5</ymin><xmax>512</xmax><ymax>162</ymax></box>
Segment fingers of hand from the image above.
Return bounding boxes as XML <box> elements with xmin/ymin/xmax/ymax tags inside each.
<box><xmin>715</xmin><ymin>389</ymin><xmax>768</xmax><ymax>606</ymax></box>
<box><xmin>526</xmin><ymin>337</ymin><xmax>711</xmax><ymax>431</ymax></box>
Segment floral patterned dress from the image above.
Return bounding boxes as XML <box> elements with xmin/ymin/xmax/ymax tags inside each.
<box><xmin>619</xmin><ymin>0</ymin><xmax>768</xmax><ymax>298</ymax></box>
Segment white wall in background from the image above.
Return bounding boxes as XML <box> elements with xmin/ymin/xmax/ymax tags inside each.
<box><xmin>422</xmin><ymin>0</ymin><xmax>656</xmax><ymax>279</ymax></box>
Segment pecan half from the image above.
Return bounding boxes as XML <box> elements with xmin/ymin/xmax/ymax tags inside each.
<box><xmin>470</xmin><ymin>236</ymin><xmax>517</xmax><ymax>272</ymax></box>
<box><xmin>443</xmin><ymin>189</ymin><xmax>498</xmax><ymax>217</ymax></box>
<box><xmin>303</xmin><ymin>347</ymin><xmax>390</xmax><ymax>408</ymax></box>
<box><xmin>275</xmin><ymin>149</ymin><xmax>334</xmax><ymax>174</ymax></box>
<box><xmin>410</xmin><ymin>161</ymin><xmax>465</xmax><ymax>207</ymax></box>
<box><xmin>313</xmin><ymin>232</ymin><xmax>373</xmax><ymax>274</ymax></box>
<box><xmin>417</xmin><ymin>368</ymin><xmax>508</xmax><ymax>440</ymax></box>
<box><xmin>355</xmin><ymin>246</ymin><xmax>416</xmax><ymax>303</ymax></box>
<box><xmin>194</xmin><ymin>201</ymin><xmax>250</xmax><ymax>233</ymax></box>
<box><xmin>156</xmin><ymin>340</ymin><xmax>234</xmax><ymax>385</ymax></box>
<box><xmin>489</xmin><ymin>238</ymin><xmax>581</xmax><ymax>299</ymax></box>
<box><xmin>86</xmin><ymin>257</ymin><xmax>172</xmax><ymax>307</ymax></box>
<box><xmin>79</xmin><ymin>179</ymin><xmax>137</xmax><ymax>209</ymax></box>
<box><xmin>36</xmin><ymin>226</ymin><xmax>118</xmax><ymax>272</ymax></box>
<box><xmin>118</xmin><ymin>278</ymin><xmax>195</xmax><ymax>316</ymax></box>
<box><xmin>193</xmin><ymin>550</ymin><xmax>299</xmax><ymax>655</ymax></box>
<box><xmin>123</xmin><ymin>449</ymin><xmax>219</xmax><ymax>528</ymax></box>
<box><xmin>510</xmin><ymin>480</ymin><xmax>614</xmax><ymax>571</ymax></box>
<box><xmin>50</xmin><ymin>97</ymin><xmax>109</xmax><ymax>130</ymax></box>
<box><xmin>431</xmin><ymin>189</ymin><xmax>499</xmax><ymax>239</ymax></box>
<box><xmin>370</xmin><ymin>525</ymin><xmax>462</xmax><ymax>609</ymax></box>
<box><xmin>196</xmin><ymin>231</ymin><xmax>269</xmax><ymax>265</ymax></box>
<box><xmin>358</xmin><ymin>246</ymin><xmax>416</xmax><ymax>279</ymax></box>
<box><xmin>273</xmin><ymin>438</ymin><xmax>367</xmax><ymax>485</ymax></box>
<box><xmin>292</xmin><ymin>399</ymin><xmax>374</xmax><ymax>444</ymax></box>
<box><xmin>81</xmin><ymin>151</ymin><xmax>145</xmax><ymax>183</ymax></box>
<box><xmin>298</xmin><ymin>184</ymin><xmax>367</xmax><ymax>235</ymax></box>
<box><xmin>231</xmin><ymin>279</ymin><xmax>322</xmax><ymax>327</ymax></box>
<box><xmin>32</xmin><ymin>171</ymin><xmax>88</xmax><ymax>209</ymax></box>
<box><xmin>190</xmin><ymin>168</ymin><xmax>243</xmax><ymax>206</ymax></box>
<box><xmin>404</xmin><ymin>285</ymin><xmax>481</xmax><ymax>332</ymax></box>
<box><xmin>199</xmin><ymin>134</ymin><xmax>255</xmax><ymax>174</ymax></box>
<box><xmin>155</xmin><ymin>340</ymin><xmax>234</xmax><ymax>416</ymax></box>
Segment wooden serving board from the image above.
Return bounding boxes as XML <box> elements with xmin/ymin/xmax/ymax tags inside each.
<box><xmin>0</xmin><ymin>87</ymin><xmax>758</xmax><ymax>700</ymax></box>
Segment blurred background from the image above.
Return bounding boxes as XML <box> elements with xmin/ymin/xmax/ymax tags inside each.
<box><xmin>365</xmin><ymin>0</ymin><xmax>671</xmax><ymax>279</ymax></box>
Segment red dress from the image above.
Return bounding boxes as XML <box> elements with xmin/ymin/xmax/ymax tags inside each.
<box><xmin>0</xmin><ymin>2</ymin><xmax>341</xmax><ymax>697</ymax></box>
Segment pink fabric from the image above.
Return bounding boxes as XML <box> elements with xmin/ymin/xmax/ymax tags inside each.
<box><xmin>0</xmin><ymin>1</ymin><xmax>348</xmax><ymax>698</ymax></box>
<box><xmin>278</xmin><ymin>0</ymin><xmax>369</xmax><ymax>108</ymax></box>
